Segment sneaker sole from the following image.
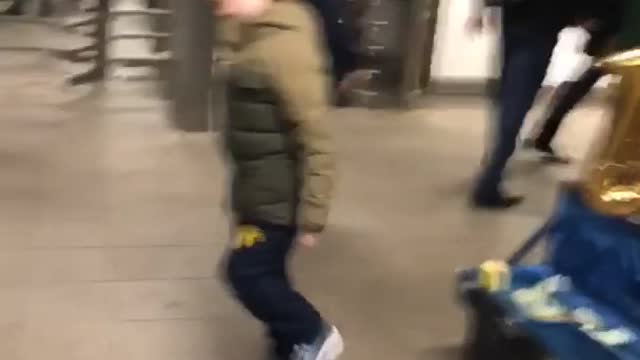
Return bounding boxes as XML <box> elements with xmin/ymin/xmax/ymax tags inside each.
<box><xmin>317</xmin><ymin>327</ymin><xmax>344</xmax><ymax>360</ymax></box>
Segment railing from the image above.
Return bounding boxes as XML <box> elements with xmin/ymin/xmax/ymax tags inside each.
<box><xmin>0</xmin><ymin>0</ymin><xmax>75</xmax><ymax>51</ymax></box>
<box><xmin>55</xmin><ymin>0</ymin><xmax>108</xmax><ymax>85</ymax></box>
<box><xmin>1</xmin><ymin>0</ymin><xmax>216</xmax><ymax>132</ymax></box>
<box><xmin>107</xmin><ymin>2</ymin><xmax>172</xmax><ymax>66</ymax></box>
<box><xmin>58</xmin><ymin>0</ymin><xmax>172</xmax><ymax>86</ymax></box>
<box><xmin>0</xmin><ymin>0</ymin><xmax>54</xmax><ymax>20</ymax></box>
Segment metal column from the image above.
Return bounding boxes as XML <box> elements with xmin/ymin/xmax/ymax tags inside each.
<box><xmin>400</xmin><ymin>0</ymin><xmax>439</xmax><ymax>106</ymax></box>
<box><xmin>352</xmin><ymin>0</ymin><xmax>440</xmax><ymax>108</ymax></box>
<box><xmin>169</xmin><ymin>0</ymin><xmax>213</xmax><ymax>132</ymax></box>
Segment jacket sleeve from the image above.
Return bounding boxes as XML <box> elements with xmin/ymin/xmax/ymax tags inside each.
<box><xmin>265</xmin><ymin>26</ymin><xmax>336</xmax><ymax>233</ymax></box>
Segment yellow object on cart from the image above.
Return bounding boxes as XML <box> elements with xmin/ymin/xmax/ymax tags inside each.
<box><xmin>478</xmin><ymin>260</ymin><xmax>511</xmax><ymax>292</ymax></box>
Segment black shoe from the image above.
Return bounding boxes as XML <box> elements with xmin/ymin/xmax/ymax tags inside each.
<box><xmin>522</xmin><ymin>139</ymin><xmax>570</xmax><ymax>164</ymax></box>
<box><xmin>534</xmin><ymin>143</ymin><xmax>571</xmax><ymax>164</ymax></box>
<box><xmin>471</xmin><ymin>192</ymin><xmax>524</xmax><ymax>209</ymax></box>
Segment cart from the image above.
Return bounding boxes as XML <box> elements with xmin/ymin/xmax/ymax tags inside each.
<box><xmin>458</xmin><ymin>185</ymin><xmax>640</xmax><ymax>360</ymax></box>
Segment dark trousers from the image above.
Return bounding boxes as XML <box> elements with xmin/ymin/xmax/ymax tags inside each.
<box><xmin>307</xmin><ymin>0</ymin><xmax>359</xmax><ymax>84</ymax></box>
<box><xmin>475</xmin><ymin>26</ymin><xmax>558</xmax><ymax>197</ymax></box>
<box><xmin>226</xmin><ymin>223</ymin><xmax>322</xmax><ymax>357</ymax></box>
<box><xmin>534</xmin><ymin>66</ymin><xmax>603</xmax><ymax>148</ymax></box>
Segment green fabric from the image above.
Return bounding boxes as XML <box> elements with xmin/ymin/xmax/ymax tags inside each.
<box><xmin>225</xmin><ymin>67</ymin><xmax>301</xmax><ymax>227</ymax></box>
<box><xmin>616</xmin><ymin>1</ymin><xmax>640</xmax><ymax>50</ymax></box>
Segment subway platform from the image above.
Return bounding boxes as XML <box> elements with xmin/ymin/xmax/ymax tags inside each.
<box><xmin>0</xmin><ymin>48</ymin><xmax>606</xmax><ymax>359</ymax></box>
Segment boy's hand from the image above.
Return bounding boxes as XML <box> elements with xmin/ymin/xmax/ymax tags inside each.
<box><xmin>298</xmin><ymin>233</ymin><xmax>320</xmax><ymax>248</ymax></box>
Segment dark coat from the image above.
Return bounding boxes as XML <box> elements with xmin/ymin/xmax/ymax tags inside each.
<box><xmin>501</xmin><ymin>0</ymin><xmax>579</xmax><ymax>34</ymax></box>
<box><xmin>306</xmin><ymin>0</ymin><xmax>361</xmax><ymax>83</ymax></box>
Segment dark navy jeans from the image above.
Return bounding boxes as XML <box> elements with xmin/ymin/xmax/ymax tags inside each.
<box><xmin>306</xmin><ymin>0</ymin><xmax>359</xmax><ymax>83</ymax></box>
<box><xmin>225</xmin><ymin>222</ymin><xmax>322</xmax><ymax>358</ymax></box>
<box><xmin>475</xmin><ymin>25</ymin><xmax>559</xmax><ymax>198</ymax></box>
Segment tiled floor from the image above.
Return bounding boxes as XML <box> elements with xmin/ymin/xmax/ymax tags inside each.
<box><xmin>0</xmin><ymin>51</ymin><xmax>609</xmax><ymax>360</ymax></box>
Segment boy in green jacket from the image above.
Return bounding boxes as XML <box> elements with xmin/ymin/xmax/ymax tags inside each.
<box><xmin>215</xmin><ymin>0</ymin><xmax>342</xmax><ymax>359</ymax></box>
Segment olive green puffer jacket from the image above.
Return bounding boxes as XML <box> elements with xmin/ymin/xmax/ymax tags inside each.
<box><xmin>226</xmin><ymin>69</ymin><xmax>301</xmax><ymax>229</ymax></box>
<box><xmin>224</xmin><ymin>2</ymin><xmax>335</xmax><ymax>233</ymax></box>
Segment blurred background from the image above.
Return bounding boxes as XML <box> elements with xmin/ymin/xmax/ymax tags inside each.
<box><xmin>0</xmin><ymin>0</ymin><xmax>609</xmax><ymax>359</ymax></box>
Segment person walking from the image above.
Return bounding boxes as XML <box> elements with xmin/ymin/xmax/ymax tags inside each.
<box><xmin>524</xmin><ymin>0</ymin><xmax>635</xmax><ymax>159</ymax></box>
<box><xmin>306</xmin><ymin>0</ymin><xmax>360</xmax><ymax>85</ymax></box>
<box><xmin>306</xmin><ymin>0</ymin><xmax>369</xmax><ymax>106</ymax></box>
<box><xmin>469</xmin><ymin>0</ymin><xmax>580</xmax><ymax>209</ymax></box>
<box><xmin>215</xmin><ymin>0</ymin><xmax>342</xmax><ymax>359</ymax></box>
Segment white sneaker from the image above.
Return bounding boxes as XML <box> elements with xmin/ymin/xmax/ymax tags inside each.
<box><xmin>290</xmin><ymin>325</ymin><xmax>344</xmax><ymax>360</ymax></box>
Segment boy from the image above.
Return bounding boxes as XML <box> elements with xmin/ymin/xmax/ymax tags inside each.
<box><xmin>215</xmin><ymin>0</ymin><xmax>341</xmax><ymax>359</ymax></box>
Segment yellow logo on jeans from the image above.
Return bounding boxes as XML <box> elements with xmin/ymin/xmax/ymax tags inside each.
<box><xmin>233</xmin><ymin>225</ymin><xmax>265</xmax><ymax>249</ymax></box>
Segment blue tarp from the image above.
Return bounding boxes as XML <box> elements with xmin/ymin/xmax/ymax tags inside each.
<box><xmin>491</xmin><ymin>189</ymin><xmax>640</xmax><ymax>360</ymax></box>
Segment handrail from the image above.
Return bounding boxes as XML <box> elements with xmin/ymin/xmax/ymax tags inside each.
<box><xmin>0</xmin><ymin>0</ymin><xmax>175</xmax><ymax>85</ymax></box>
<box><xmin>58</xmin><ymin>0</ymin><xmax>107</xmax><ymax>85</ymax></box>
<box><xmin>109</xmin><ymin>8</ymin><xmax>170</xmax><ymax>16</ymax></box>
<box><xmin>59</xmin><ymin>0</ymin><xmax>173</xmax><ymax>85</ymax></box>
<box><xmin>107</xmin><ymin>32</ymin><xmax>170</xmax><ymax>40</ymax></box>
